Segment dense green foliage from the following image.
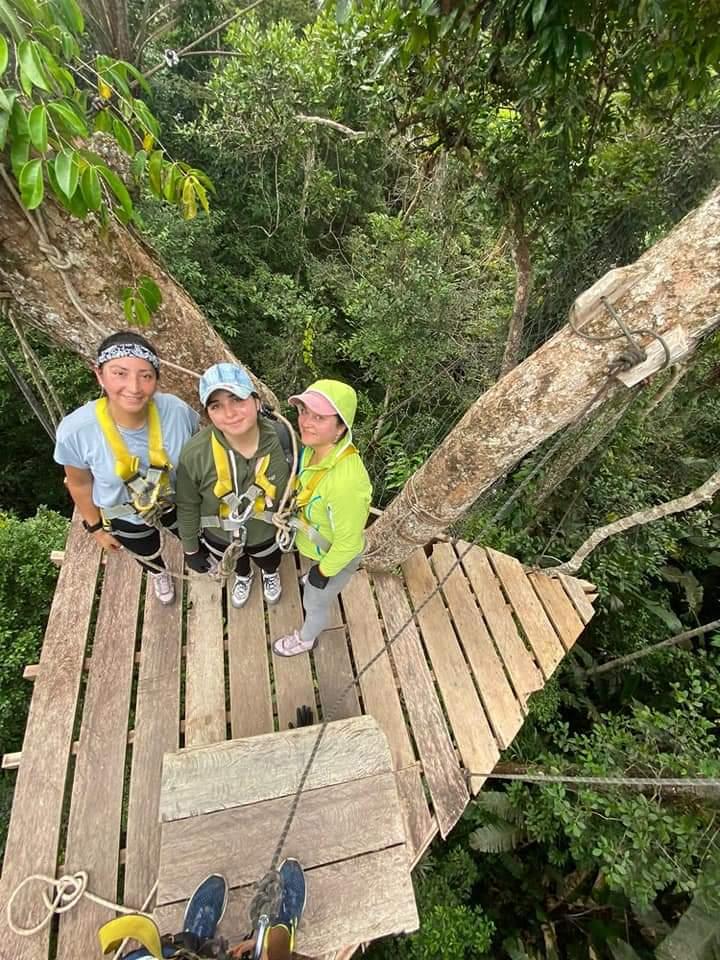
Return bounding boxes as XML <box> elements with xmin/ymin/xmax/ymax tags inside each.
<box><xmin>1</xmin><ymin>1</ymin><xmax>719</xmax><ymax>957</ymax></box>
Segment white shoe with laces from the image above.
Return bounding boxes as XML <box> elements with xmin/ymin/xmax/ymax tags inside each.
<box><xmin>230</xmin><ymin>572</ymin><xmax>254</xmax><ymax>608</ymax></box>
<box><xmin>262</xmin><ymin>570</ymin><xmax>282</xmax><ymax>605</ymax></box>
<box><xmin>149</xmin><ymin>569</ymin><xmax>175</xmax><ymax>605</ymax></box>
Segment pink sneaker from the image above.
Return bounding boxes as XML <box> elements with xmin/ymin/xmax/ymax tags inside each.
<box><xmin>272</xmin><ymin>631</ymin><xmax>316</xmax><ymax>657</ymax></box>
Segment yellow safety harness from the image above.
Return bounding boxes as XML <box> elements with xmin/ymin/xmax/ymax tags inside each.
<box><xmin>95</xmin><ymin>397</ymin><xmax>174</xmax><ymax>524</ymax></box>
<box><xmin>279</xmin><ymin>444</ymin><xmax>358</xmax><ymax>553</ymax></box>
<box><xmin>200</xmin><ymin>434</ymin><xmax>279</xmax><ymax>545</ymax></box>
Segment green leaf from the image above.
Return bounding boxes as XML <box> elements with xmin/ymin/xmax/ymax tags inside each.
<box><xmin>47</xmin><ymin>99</ymin><xmax>88</xmax><ymax>137</ymax></box>
<box><xmin>79</xmin><ymin>165</ymin><xmax>101</xmax><ymax>210</ymax></box>
<box><xmin>123</xmin><ymin>294</ymin><xmax>135</xmax><ymax>326</ymax></box>
<box><xmin>0</xmin><ymin>109</ymin><xmax>9</xmax><ymax>150</ymax></box>
<box><xmin>47</xmin><ymin>157</ymin><xmax>87</xmax><ymax>217</ymax></box>
<box><xmin>130</xmin><ymin>149</ymin><xmax>146</xmax><ymax>180</ymax></box>
<box><xmin>18</xmin><ymin>39</ymin><xmax>50</xmax><ymax>93</ymax></box>
<box><xmin>0</xmin><ymin>86</ymin><xmax>15</xmax><ymax>112</ymax></box>
<box><xmin>10</xmin><ymin>134</ymin><xmax>30</xmax><ymax>178</ymax></box>
<box><xmin>112</xmin><ymin>116</ymin><xmax>134</xmax><ymax>155</ymax></box>
<box><xmin>28</xmin><ymin>104</ymin><xmax>48</xmax><ymax>152</ymax></box>
<box><xmin>0</xmin><ymin>0</ymin><xmax>26</xmax><ymax>41</ymax></box>
<box><xmin>93</xmin><ymin>108</ymin><xmax>112</xmax><ymax>133</ymax></box>
<box><xmin>97</xmin><ymin>163</ymin><xmax>133</xmax><ymax>221</ymax></box>
<box><xmin>336</xmin><ymin>0</ymin><xmax>351</xmax><ymax>24</ymax></box>
<box><xmin>19</xmin><ymin>157</ymin><xmax>44</xmax><ymax>209</ymax></box>
<box><xmin>10</xmin><ymin>100</ymin><xmax>28</xmax><ymax>137</ymax></box>
<box><xmin>640</xmin><ymin>599</ymin><xmax>683</xmax><ymax>634</ymax></box>
<box><xmin>137</xmin><ymin>276</ymin><xmax>161</xmax><ymax>313</ymax></box>
<box><xmin>531</xmin><ymin>0</ymin><xmax>547</xmax><ymax>28</ymax></box>
<box><xmin>55</xmin><ymin>0</ymin><xmax>84</xmax><ymax>34</ymax></box>
<box><xmin>131</xmin><ymin>97</ymin><xmax>160</xmax><ymax>140</ymax></box>
<box><xmin>123</xmin><ymin>296</ymin><xmax>150</xmax><ymax>327</ymax></box>
<box><xmin>124</xmin><ymin>63</ymin><xmax>150</xmax><ymax>96</ymax></box>
<box><xmin>192</xmin><ymin>178</ymin><xmax>209</xmax><ymax>214</ymax></box>
<box><xmin>147</xmin><ymin>149</ymin><xmax>163</xmax><ymax>196</ymax></box>
<box><xmin>469</xmin><ymin>824</ymin><xmax>524</xmax><ymax>853</ymax></box>
<box><xmin>0</xmin><ymin>35</ymin><xmax>8</xmax><ymax>77</ymax></box>
<box><xmin>162</xmin><ymin>162</ymin><xmax>178</xmax><ymax>202</ymax></box>
<box><xmin>54</xmin><ymin>149</ymin><xmax>79</xmax><ymax>198</ymax></box>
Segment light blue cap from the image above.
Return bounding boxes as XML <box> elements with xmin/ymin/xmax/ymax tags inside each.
<box><xmin>199</xmin><ymin>363</ymin><xmax>255</xmax><ymax>407</ymax></box>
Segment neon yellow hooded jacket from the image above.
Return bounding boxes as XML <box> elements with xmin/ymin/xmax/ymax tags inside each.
<box><xmin>294</xmin><ymin>380</ymin><xmax>372</xmax><ymax>577</ymax></box>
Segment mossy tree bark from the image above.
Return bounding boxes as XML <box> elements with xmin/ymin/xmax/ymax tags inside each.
<box><xmin>0</xmin><ymin>180</ymin><xmax>277</xmax><ymax>410</ymax></box>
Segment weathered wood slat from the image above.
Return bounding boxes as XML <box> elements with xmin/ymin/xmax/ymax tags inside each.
<box><xmin>341</xmin><ymin>570</ymin><xmax>414</xmax><ymax>770</ymax></box>
<box><xmin>457</xmin><ymin>542</ymin><xmax>543</xmax><ymax>704</ymax></box>
<box><xmin>395</xmin><ymin>764</ymin><xmax>436</xmax><ymax>863</ymax></box>
<box><xmin>529</xmin><ymin>573</ymin><xmax>585</xmax><ymax>652</ymax></box>
<box><xmin>431</xmin><ymin>543</ymin><xmax>524</xmax><ymax>751</ymax></box>
<box><xmin>0</xmin><ymin>518</ymin><xmax>101</xmax><ymax>960</ymax></box>
<box><xmin>403</xmin><ymin>550</ymin><xmax>499</xmax><ymax>793</ymax></box>
<box><xmin>57</xmin><ymin>551</ymin><xmax>142</xmax><ymax>959</ymax></box>
<box><xmin>227</xmin><ymin>579</ymin><xmax>274</xmax><ymax>738</ymax></box>
<box><xmin>124</xmin><ymin>540</ymin><xmax>183</xmax><ymax>908</ymax></box>
<box><xmin>373</xmin><ymin>572</ymin><xmax>468</xmax><ymax>838</ymax></box>
<box><xmin>268</xmin><ymin>553</ymin><xmax>316</xmax><ymax>730</ymax></box>
<box><xmin>185</xmin><ymin>575</ymin><xmax>226</xmax><ymax>747</ymax></box>
<box><xmin>157</xmin><ymin>772</ymin><xmax>404</xmax><ymax>905</ymax></box>
<box><xmin>558</xmin><ymin>573</ymin><xmax>596</xmax><ymax>625</ymax></box>
<box><xmin>159</xmin><ymin>716</ymin><xmax>393</xmax><ymax>823</ymax></box>
<box><xmin>155</xmin><ymin>846</ymin><xmax>419</xmax><ymax>958</ymax></box>
<box><xmin>487</xmin><ymin>548</ymin><xmax>565</xmax><ymax>680</ymax></box>
<box><xmin>299</xmin><ymin>557</ymin><xmax>361</xmax><ymax>721</ymax></box>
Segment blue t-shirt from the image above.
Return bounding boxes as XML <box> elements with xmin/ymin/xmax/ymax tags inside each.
<box><xmin>54</xmin><ymin>392</ymin><xmax>200</xmax><ymax>523</ymax></box>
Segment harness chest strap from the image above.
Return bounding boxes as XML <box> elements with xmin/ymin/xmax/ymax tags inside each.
<box><xmin>203</xmin><ymin>434</ymin><xmax>278</xmax><ymax>528</ymax></box>
<box><xmin>287</xmin><ymin>444</ymin><xmax>359</xmax><ymax>551</ymax></box>
<box><xmin>95</xmin><ymin>397</ymin><xmax>173</xmax><ymax>520</ymax></box>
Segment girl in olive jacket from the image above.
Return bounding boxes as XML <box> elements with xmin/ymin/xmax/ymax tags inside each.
<box><xmin>273</xmin><ymin>378</ymin><xmax>372</xmax><ymax>657</ymax></box>
<box><xmin>176</xmin><ymin>363</ymin><xmax>290</xmax><ymax>609</ymax></box>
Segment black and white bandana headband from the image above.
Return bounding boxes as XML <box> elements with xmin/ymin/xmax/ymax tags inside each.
<box><xmin>96</xmin><ymin>343</ymin><xmax>160</xmax><ymax>371</ymax></box>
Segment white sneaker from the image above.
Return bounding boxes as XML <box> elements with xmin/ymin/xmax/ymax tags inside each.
<box><xmin>262</xmin><ymin>570</ymin><xmax>282</xmax><ymax>605</ymax></box>
<box><xmin>149</xmin><ymin>569</ymin><xmax>175</xmax><ymax>605</ymax></box>
<box><xmin>230</xmin><ymin>572</ymin><xmax>254</xmax><ymax>608</ymax></box>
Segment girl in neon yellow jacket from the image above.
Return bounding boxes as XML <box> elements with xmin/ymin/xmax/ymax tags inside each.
<box><xmin>273</xmin><ymin>379</ymin><xmax>372</xmax><ymax>657</ymax></box>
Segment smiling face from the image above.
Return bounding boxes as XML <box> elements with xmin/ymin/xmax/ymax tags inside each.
<box><xmin>95</xmin><ymin>357</ymin><xmax>158</xmax><ymax>417</ymax></box>
<box><xmin>296</xmin><ymin>401</ymin><xmax>345</xmax><ymax>452</ymax></box>
<box><xmin>206</xmin><ymin>389</ymin><xmax>260</xmax><ymax>440</ymax></box>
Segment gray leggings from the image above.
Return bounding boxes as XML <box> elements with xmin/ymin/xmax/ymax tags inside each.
<box><xmin>300</xmin><ymin>554</ymin><xmax>362</xmax><ymax>644</ymax></box>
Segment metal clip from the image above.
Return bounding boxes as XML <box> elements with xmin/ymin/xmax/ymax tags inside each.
<box><xmin>253</xmin><ymin>915</ymin><xmax>270</xmax><ymax>960</ymax></box>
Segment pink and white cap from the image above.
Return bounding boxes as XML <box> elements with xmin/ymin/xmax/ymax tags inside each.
<box><xmin>288</xmin><ymin>389</ymin><xmax>338</xmax><ymax>417</ymax></box>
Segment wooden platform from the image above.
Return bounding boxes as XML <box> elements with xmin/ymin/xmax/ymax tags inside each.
<box><xmin>0</xmin><ymin>520</ymin><xmax>595</xmax><ymax>960</ymax></box>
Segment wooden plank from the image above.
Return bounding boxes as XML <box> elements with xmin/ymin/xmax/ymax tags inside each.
<box><xmin>373</xmin><ymin>572</ymin><xmax>468</xmax><ymax>838</ymax></box>
<box><xmin>0</xmin><ymin>518</ymin><xmax>101</xmax><ymax>960</ymax></box>
<box><xmin>341</xmin><ymin>570</ymin><xmax>414</xmax><ymax>770</ymax></box>
<box><xmin>457</xmin><ymin>542</ymin><xmax>543</xmax><ymax>704</ymax></box>
<box><xmin>155</xmin><ymin>846</ymin><xmax>419</xmax><ymax>957</ymax></box>
<box><xmin>268</xmin><ymin>553</ymin><xmax>316</xmax><ymax>730</ymax></box>
<box><xmin>402</xmin><ymin>550</ymin><xmax>499</xmax><ymax>792</ymax></box>
<box><xmin>529</xmin><ymin>573</ymin><xmax>585</xmax><ymax>652</ymax></box>
<box><xmin>227</xmin><ymin>576</ymin><xmax>273</xmax><ymax>738</ymax></box>
<box><xmin>185</xmin><ymin>574</ymin><xmax>226</xmax><ymax>747</ymax></box>
<box><xmin>431</xmin><ymin>543</ymin><xmax>524</xmax><ymax>751</ymax></box>
<box><xmin>57</xmin><ymin>551</ymin><xmax>142</xmax><ymax>959</ymax></box>
<box><xmin>558</xmin><ymin>573</ymin><xmax>596</xmax><ymax>625</ymax></box>
<box><xmin>395</xmin><ymin>764</ymin><xmax>436</xmax><ymax>862</ymax></box>
<box><xmin>159</xmin><ymin>716</ymin><xmax>392</xmax><ymax>822</ymax></box>
<box><xmin>124</xmin><ymin>539</ymin><xmax>183</xmax><ymax>908</ymax></box>
<box><xmin>157</xmin><ymin>772</ymin><xmax>404</xmax><ymax>905</ymax></box>
<box><xmin>487</xmin><ymin>548</ymin><xmax>565</xmax><ymax>680</ymax></box>
<box><xmin>299</xmin><ymin>557</ymin><xmax>360</xmax><ymax>721</ymax></box>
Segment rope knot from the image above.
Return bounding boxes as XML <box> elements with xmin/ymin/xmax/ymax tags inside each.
<box><xmin>248</xmin><ymin>869</ymin><xmax>281</xmax><ymax>929</ymax></box>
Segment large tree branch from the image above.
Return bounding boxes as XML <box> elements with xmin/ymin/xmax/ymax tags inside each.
<box><xmin>550</xmin><ymin>468</ymin><xmax>720</xmax><ymax>576</ymax></box>
<box><xmin>365</xmin><ymin>185</ymin><xmax>720</xmax><ymax>569</ymax></box>
<box><xmin>585</xmin><ymin>619</ymin><xmax>720</xmax><ymax>677</ymax></box>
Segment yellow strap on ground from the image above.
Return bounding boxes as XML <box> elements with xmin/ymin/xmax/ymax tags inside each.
<box><xmin>97</xmin><ymin>914</ymin><xmax>163</xmax><ymax>957</ymax></box>
<box><xmin>295</xmin><ymin>444</ymin><xmax>357</xmax><ymax>509</ymax></box>
<box><xmin>96</xmin><ymin>397</ymin><xmax>171</xmax><ymax>481</ymax></box>
<box><xmin>212</xmin><ymin>432</ymin><xmax>234</xmax><ymax>499</ymax></box>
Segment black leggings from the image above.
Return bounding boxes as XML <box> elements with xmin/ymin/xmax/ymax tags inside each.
<box><xmin>109</xmin><ymin>507</ymin><xmax>178</xmax><ymax>572</ymax></box>
<box><xmin>202</xmin><ymin>531</ymin><xmax>281</xmax><ymax>577</ymax></box>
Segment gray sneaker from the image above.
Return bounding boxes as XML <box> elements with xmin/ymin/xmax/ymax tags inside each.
<box><xmin>230</xmin><ymin>572</ymin><xmax>254</xmax><ymax>608</ymax></box>
<box><xmin>149</xmin><ymin>569</ymin><xmax>175</xmax><ymax>605</ymax></box>
<box><xmin>262</xmin><ymin>570</ymin><xmax>282</xmax><ymax>605</ymax></box>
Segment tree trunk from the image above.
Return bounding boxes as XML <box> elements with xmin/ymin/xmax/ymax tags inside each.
<box><xmin>365</xmin><ymin>184</ymin><xmax>720</xmax><ymax>570</ymax></box>
<box><xmin>499</xmin><ymin>216</ymin><xmax>533</xmax><ymax>377</ymax></box>
<box><xmin>0</xmin><ymin>181</ymin><xmax>277</xmax><ymax>410</ymax></box>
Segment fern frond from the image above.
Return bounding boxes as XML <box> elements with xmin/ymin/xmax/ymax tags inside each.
<box><xmin>469</xmin><ymin>823</ymin><xmax>525</xmax><ymax>853</ymax></box>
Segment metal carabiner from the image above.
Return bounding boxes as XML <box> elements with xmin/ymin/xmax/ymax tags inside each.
<box><xmin>252</xmin><ymin>915</ymin><xmax>270</xmax><ymax>960</ymax></box>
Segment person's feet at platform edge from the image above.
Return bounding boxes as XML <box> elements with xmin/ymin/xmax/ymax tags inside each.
<box><xmin>259</xmin><ymin>858</ymin><xmax>307</xmax><ymax>960</ymax></box>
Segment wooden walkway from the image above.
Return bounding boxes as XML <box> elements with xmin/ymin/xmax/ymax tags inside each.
<box><xmin>0</xmin><ymin>520</ymin><xmax>595</xmax><ymax>960</ymax></box>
